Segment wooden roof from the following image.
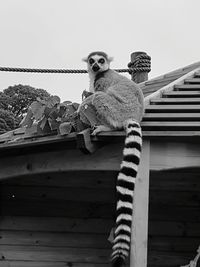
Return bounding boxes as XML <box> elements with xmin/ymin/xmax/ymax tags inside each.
<box><xmin>141</xmin><ymin>61</ymin><xmax>200</xmax><ymax>97</ymax></box>
<box><xmin>142</xmin><ymin>67</ymin><xmax>200</xmax><ymax>138</ymax></box>
<box><xmin>1</xmin><ymin>62</ymin><xmax>200</xmax><ymax>150</ymax></box>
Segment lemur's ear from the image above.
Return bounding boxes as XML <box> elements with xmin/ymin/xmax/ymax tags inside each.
<box><xmin>108</xmin><ymin>57</ymin><xmax>114</xmax><ymax>62</ymax></box>
<box><xmin>82</xmin><ymin>57</ymin><xmax>88</xmax><ymax>62</ymax></box>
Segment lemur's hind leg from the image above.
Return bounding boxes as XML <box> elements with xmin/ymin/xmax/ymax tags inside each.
<box><xmin>92</xmin><ymin>91</ymin><xmax>123</xmax><ymax>129</ymax></box>
<box><xmin>92</xmin><ymin>125</ymin><xmax>113</xmax><ymax>135</ymax></box>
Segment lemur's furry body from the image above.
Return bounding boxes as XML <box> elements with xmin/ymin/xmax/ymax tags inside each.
<box><xmin>79</xmin><ymin>52</ymin><xmax>144</xmax><ymax>267</ymax></box>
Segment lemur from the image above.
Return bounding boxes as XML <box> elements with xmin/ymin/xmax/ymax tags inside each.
<box><xmin>78</xmin><ymin>51</ymin><xmax>144</xmax><ymax>267</ymax></box>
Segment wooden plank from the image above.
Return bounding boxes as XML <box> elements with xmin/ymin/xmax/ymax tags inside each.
<box><xmin>142</xmin><ymin>130</ymin><xmax>200</xmax><ymax>137</ymax></box>
<box><xmin>0</xmin><ymin>262</ymin><xmax>110</xmax><ymax>267</ymax></box>
<box><xmin>145</xmin><ymin>104</ymin><xmax>200</xmax><ymax>112</ymax></box>
<box><xmin>0</xmin><ymin>230</ymin><xmax>110</xmax><ymax>248</ymax></box>
<box><xmin>0</xmin><ymin>133</ymin><xmax>77</xmax><ymax>150</ymax></box>
<box><xmin>143</xmin><ymin>113</ymin><xmax>200</xmax><ymax>120</ymax></box>
<box><xmin>149</xmin><ymin>206</ymin><xmax>200</xmax><ymax>223</ymax></box>
<box><xmin>0</xmin><ymin>143</ymin><xmax>124</xmax><ymax>180</ymax></box>
<box><xmin>162</xmin><ymin>91</ymin><xmax>200</xmax><ymax>97</ymax></box>
<box><xmin>0</xmin><ymin>245</ymin><xmax>110</xmax><ymax>263</ymax></box>
<box><xmin>142</xmin><ymin>121</ymin><xmax>200</xmax><ymax>126</ymax></box>
<box><xmin>0</xmin><ymin>216</ymin><xmax>113</xmax><ymax>233</ymax></box>
<box><xmin>150</xmin><ymin>170</ymin><xmax>200</xmax><ymax>191</ymax></box>
<box><xmin>148</xmin><ymin>251</ymin><xmax>194</xmax><ymax>267</ymax></box>
<box><xmin>150</xmin><ymin>141</ymin><xmax>200</xmax><ymax>170</ymax></box>
<box><xmin>0</xmin><ymin>185</ymin><xmax>115</xmax><ymax>203</ymax></box>
<box><xmin>149</xmin><ymin>221</ymin><xmax>200</xmax><ymax>237</ymax></box>
<box><xmin>150</xmin><ymin>98</ymin><xmax>200</xmax><ymax>104</ymax></box>
<box><xmin>149</xmin><ymin>190</ymin><xmax>200</xmax><ymax>207</ymax></box>
<box><xmin>1</xmin><ymin>171</ymin><xmax>116</xmax><ymax>188</ymax></box>
<box><xmin>141</xmin><ymin>121</ymin><xmax>200</xmax><ymax>130</ymax></box>
<box><xmin>0</xmin><ymin>199</ymin><xmax>114</xmax><ymax>218</ymax></box>
<box><xmin>174</xmin><ymin>84</ymin><xmax>200</xmax><ymax>90</ymax></box>
<box><xmin>130</xmin><ymin>140</ymin><xmax>150</xmax><ymax>267</ymax></box>
<box><xmin>149</xmin><ymin>237</ymin><xmax>200</xmax><ymax>252</ymax></box>
<box><xmin>185</xmin><ymin>78</ymin><xmax>200</xmax><ymax>84</ymax></box>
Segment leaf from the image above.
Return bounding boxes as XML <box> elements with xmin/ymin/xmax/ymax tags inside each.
<box><xmin>39</xmin><ymin>117</ymin><xmax>47</xmax><ymax>130</ymax></box>
<box><xmin>46</xmin><ymin>95</ymin><xmax>60</xmax><ymax>108</ymax></box>
<box><xmin>59</xmin><ymin>122</ymin><xmax>72</xmax><ymax>135</ymax></box>
<box><xmin>38</xmin><ymin>119</ymin><xmax>51</xmax><ymax>134</ymax></box>
<box><xmin>25</xmin><ymin>123</ymin><xmax>38</xmax><ymax>135</ymax></box>
<box><xmin>72</xmin><ymin>102</ymin><xmax>80</xmax><ymax>110</ymax></box>
<box><xmin>62</xmin><ymin>101</ymin><xmax>72</xmax><ymax>105</ymax></box>
<box><xmin>20</xmin><ymin>108</ymin><xmax>33</xmax><ymax>128</ymax></box>
<box><xmin>30</xmin><ymin>101</ymin><xmax>45</xmax><ymax>121</ymax></box>
<box><xmin>49</xmin><ymin>107</ymin><xmax>60</xmax><ymax>120</ymax></box>
<box><xmin>36</xmin><ymin>97</ymin><xmax>47</xmax><ymax>105</ymax></box>
<box><xmin>48</xmin><ymin>118</ymin><xmax>59</xmax><ymax>131</ymax></box>
<box><xmin>66</xmin><ymin>104</ymin><xmax>76</xmax><ymax>115</ymax></box>
<box><xmin>57</xmin><ymin>105</ymin><xmax>66</xmax><ymax>118</ymax></box>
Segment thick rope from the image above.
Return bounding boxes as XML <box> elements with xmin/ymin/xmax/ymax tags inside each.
<box><xmin>0</xmin><ymin>54</ymin><xmax>150</xmax><ymax>76</ymax></box>
<box><xmin>0</xmin><ymin>67</ymin><xmax>129</xmax><ymax>74</ymax></box>
<box><xmin>128</xmin><ymin>54</ymin><xmax>151</xmax><ymax>72</ymax></box>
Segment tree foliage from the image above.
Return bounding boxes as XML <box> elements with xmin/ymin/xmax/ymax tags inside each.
<box><xmin>2</xmin><ymin>84</ymin><xmax>50</xmax><ymax>118</ymax></box>
<box><xmin>0</xmin><ymin>84</ymin><xmax>50</xmax><ymax>133</ymax></box>
<box><xmin>0</xmin><ymin>108</ymin><xmax>18</xmax><ymax>134</ymax></box>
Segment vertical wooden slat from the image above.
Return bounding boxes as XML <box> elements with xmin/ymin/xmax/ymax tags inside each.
<box><xmin>130</xmin><ymin>140</ymin><xmax>150</xmax><ymax>267</ymax></box>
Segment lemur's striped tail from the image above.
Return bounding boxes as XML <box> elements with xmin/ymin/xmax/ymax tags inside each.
<box><xmin>111</xmin><ymin>120</ymin><xmax>142</xmax><ymax>267</ymax></box>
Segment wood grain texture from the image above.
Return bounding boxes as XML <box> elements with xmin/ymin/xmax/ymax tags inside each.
<box><xmin>0</xmin><ymin>230</ymin><xmax>110</xmax><ymax>248</ymax></box>
<box><xmin>0</xmin><ymin>245</ymin><xmax>109</xmax><ymax>262</ymax></box>
<box><xmin>150</xmin><ymin>141</ymin><xmax>200</xmax><ymax>170</ymax></box>
<box><xmin>130</xmin><ymin>140</ymin><xmax>150</xmax><ymax>267</ymax></box>
<box><xmin>0</xmin><ymin>216</ymin><xmax>113</xmax><ymax>233</ymax></box>
<box><xmin>0</xmin><ymin>143</ymin><xmax>123</xmax><ymax>180</ymax></box>
<box><xmin>0</xmin><ymin>262</ymin><xmax>110</xmax><ymax>267</ymax></box>
<box><xmin>0</xmin><ymin>199</ymin><xmax>114</xmax><ymax>218</ymax></box>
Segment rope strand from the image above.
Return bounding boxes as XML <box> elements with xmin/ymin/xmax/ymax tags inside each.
<box><xmin>0</xmin><ymin>67</ymin><xmax>130</xmax><ymax>74</ymax></box>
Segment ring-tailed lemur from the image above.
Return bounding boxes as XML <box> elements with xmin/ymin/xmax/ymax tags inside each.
<box><xmin>79</xmin><ymin>51</ymin><xmax>144</xmax><ymax>267</ymax></box>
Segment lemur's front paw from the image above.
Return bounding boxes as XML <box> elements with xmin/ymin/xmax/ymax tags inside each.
<box><xmin>82</xmin><ymin>90</ymin><xmax>93</xmax><ymax>100</ymax></box>
<box><xmin>91</xmin><ymin>125</ymin><xmax>101</xmax><ymax>135</ymax></box>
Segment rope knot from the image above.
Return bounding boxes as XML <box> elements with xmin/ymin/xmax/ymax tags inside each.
<box><xmin>128</xmin><ymin>53</ymin><xmax>151</xmax><ymax>74</ymax></box>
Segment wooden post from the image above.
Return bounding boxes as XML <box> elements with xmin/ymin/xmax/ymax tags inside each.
<box><xmin>130</xmin><ymin>52</ymin><xmax>150</xmax><ymax>83</ymax></box>
<box><xmin>130</xmin><ymin>139</ymin><xmax>150</xmax><ymax>267</ymax></box>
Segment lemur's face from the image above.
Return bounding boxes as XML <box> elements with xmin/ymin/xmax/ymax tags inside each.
<box><xmin>87</xmin><ymin>55</ymin><xmax>110</xmax><ymax>73</ymax></box>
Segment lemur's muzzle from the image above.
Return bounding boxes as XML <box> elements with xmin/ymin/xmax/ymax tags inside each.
<box><xmin>92</xmin><ymin>63</ymin><xmax>100</xmax><ymax>72</ymax></box>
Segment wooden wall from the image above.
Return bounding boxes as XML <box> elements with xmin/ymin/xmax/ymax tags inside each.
<box><xmin>0</xmin><ymin>170</ymin><xmax>117</xmax><ymax>267</ymax></box>
<box><xmin>0</xmin><ymin>140</ymin><xmax>200</xmax><ymax>267</ymax></box>
<box><xmin>148</xmin><ymin>141</ymin><xmax>200</xmax><ymax>267</ymax></box>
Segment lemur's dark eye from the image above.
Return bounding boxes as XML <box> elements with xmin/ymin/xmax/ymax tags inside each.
<box><xmin>89</xmin><ymin>58</ymin><xmax>95</xmax><ymax>65</ymax></box>
<box><xmin>98</xmin><ymin>58</ymin><xmax>105</xmax><ymax>64</ymax></box>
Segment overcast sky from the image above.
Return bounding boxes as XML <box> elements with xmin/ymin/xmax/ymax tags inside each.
<box><xmin>0</xmin><ymin>0</ymin><xmax>200</xmax><ymax>102</ymax></box>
